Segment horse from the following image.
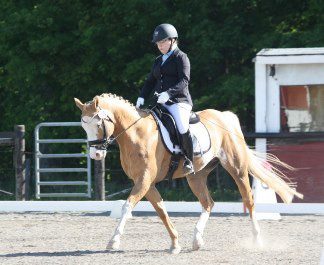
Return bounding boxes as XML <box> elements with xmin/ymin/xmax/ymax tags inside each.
<box><xmin>74</xmin><ymin>93</ymin><xmax>303</xmax><ymax>254</ymax></box>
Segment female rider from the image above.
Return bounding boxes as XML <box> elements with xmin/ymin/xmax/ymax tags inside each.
<box><xmin>136</xmin><ymin>23</ymin><xmax>194</xmax><ymax>173</ymax></box>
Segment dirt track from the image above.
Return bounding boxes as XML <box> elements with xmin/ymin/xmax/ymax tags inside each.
<box><xmin>0</xmin><ymin>213</ymin><xmax>323</xmax><ymax>265</ymax></box>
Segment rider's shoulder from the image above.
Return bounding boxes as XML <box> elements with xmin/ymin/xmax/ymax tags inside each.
<box><xmin>174</xmin><ymin>48</ymin><xmax>188</xmax><ymax>58</ymax></box>
<box><xmin>174</xmin><ymin>49</ymin><xmax>189</xmax><ymax>63</ymax></box>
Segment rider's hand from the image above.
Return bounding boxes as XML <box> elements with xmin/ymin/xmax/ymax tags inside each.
<box><xmin>136</xmin><ymin>97</ymin><xmax>144</xmax><ymax>108</ymax></box>
<box><xmin>157</xmin><ymin>92</ymin><xmax>170</xmax><ymax>104</ymax></box>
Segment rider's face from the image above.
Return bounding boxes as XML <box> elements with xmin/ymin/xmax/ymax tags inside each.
<box><xmin>156</xmin><ymin>39</ymin><xmax>172</xmax><ymax>54</ymax></box>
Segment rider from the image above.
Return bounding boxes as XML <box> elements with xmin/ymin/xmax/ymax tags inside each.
<box><xmin>136</xmin><ymin>23</ymin><xmax>194</xmax><ymax>173</ymax></box>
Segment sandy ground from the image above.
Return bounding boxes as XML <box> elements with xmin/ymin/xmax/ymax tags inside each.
<box><xmin>0</xmin><ymin>212</ymin><xmax>323</xmax><ymax>265</ymax></box>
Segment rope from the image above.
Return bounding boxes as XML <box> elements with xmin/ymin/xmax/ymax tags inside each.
<box><xmin>0</xmin><ymin>189</ymin><xmax>14</xmax><ymax>196</ymax></box>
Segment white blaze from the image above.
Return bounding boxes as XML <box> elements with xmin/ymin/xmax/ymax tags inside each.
<box><xmin>82</xmin><ymin>115</ymin><xmax>107</xmax><ymax>160</ymax></box>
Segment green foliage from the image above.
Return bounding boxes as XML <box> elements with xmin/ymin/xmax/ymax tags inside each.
<box><xmin>0</xmin><ymin>0</ymin><xmax>323</xmax><ymax>200</ymax></box>
<box><xmin>157</xmin><ymin>186</ymin><xmax>241</xmax><ymax>202</ymax></box>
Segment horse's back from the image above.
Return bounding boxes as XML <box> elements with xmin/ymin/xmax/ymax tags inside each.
<box><xmin>197</xmin><ymin>108</ymin><xmax>245</xmax><ymax>144</ymax></box>
<box><xmin>197</xmin><ymin>109</ymin><xmax>241</xmax><ymax>130</ymax></box>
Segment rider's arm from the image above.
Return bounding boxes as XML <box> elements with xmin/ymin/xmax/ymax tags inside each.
<box><xmin>167</xmin><ymin>52</ymin><xmax>190</xmax><ymax>97</ymax></box>
<box><xmin>140</xmin><ymin>61</ymin><xmax>158</xmax><ymax>99</ymax></box>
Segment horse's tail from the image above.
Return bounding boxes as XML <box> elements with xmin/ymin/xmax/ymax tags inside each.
<box><xmin>246</xmin><ymin>148</ymin><xmax>304</xmax><ymax>203</ymax></box>
<box><xmin>222</xmin><ymin>110</ymin><xmax>303</xmax><ymax>203</ymax></box>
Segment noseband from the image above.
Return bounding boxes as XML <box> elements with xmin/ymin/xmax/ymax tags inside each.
<box><xmin>81</xmin><ymin>109</ymin><xmax>114</xmax><ymax>150</ymax></box>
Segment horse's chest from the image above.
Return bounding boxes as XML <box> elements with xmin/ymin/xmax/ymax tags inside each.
<box><xmin>120</xmin><ymin>151</ymin><xmax>147</xmax><ymax>178</ymax></box>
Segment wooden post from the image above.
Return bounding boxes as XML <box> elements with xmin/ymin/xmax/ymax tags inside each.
<box><xmin>25</xmin><ymin>158</ymin><xmax>31</xmax><ymax>201</ymax></box>
<box><xmin>94</xmin><ymin>159</ymin><xmax>105</xmax><ymax>200</ymax></box>
<box><xmin>14</xmin><ymin>125</ymin><xmax>26</xmax><ymax>201</ymax></box>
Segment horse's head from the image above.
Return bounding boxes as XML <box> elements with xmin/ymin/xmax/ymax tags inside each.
<box><xmin>74</xmin><ymin>96</ymin><xmax>115</xmax><ymax>160</ymax></box>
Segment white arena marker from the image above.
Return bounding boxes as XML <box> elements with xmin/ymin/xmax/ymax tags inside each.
<box><xmin>110</xmin><ymin>200</ymin><xmax>126</xmax><ymax>218</ymax></box>
<box><xmin>320</xmin><ymin>247</ymin><xmax>324</xmax><ymax>265</ymax></box>
<box><xmin>253</xmin><ymin>140</ymin><xmax>281</xmax><ymax>220</ymax></box>
<box><xmin>0</xmin><ymin>201</ymin><xmax>323</xmax><ymax>214</ymax></box>
<box><xmin>252</xmin><ymin>178</ymin><xmax>281</xmax><ymax>220</ymax></box>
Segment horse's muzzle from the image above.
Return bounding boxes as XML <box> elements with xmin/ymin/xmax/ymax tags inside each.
<box><xmin>90</xmin><ymin>147</ymin><xmax>107</xmax><ymax>160</ymax></box>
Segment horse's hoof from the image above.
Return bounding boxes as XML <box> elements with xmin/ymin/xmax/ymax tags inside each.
<box><xmin>170</xmin><ymin>245</ymin><xmax>181</xmax><ymax>254</ymax></box>
<box><xmin>253</xmin><ymin>235</ymin><xmax>264</xmax><ymax>248</ymax></box>
<box><xmin>192</xmin><ymin>234</ymin><xmax>204</xmax><ymax>251</ymax></box>
<box><xmin>106</xmin><ymin>239</ymin><xmax>120</xmax><ymax>250</ymax></box>
<box><xmin>192</xmin><ymin>239</ymin><xmax>204</xmax><ymax>251</ymax></box>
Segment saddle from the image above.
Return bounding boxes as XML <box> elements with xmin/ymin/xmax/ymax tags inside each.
<box><xmin>152</xmin><ymin>105</ymin><xmax>200</xmax><ymax>149</ymax></box>
<box><xmin>150</xmin><ymin>105</ymin><xmax>211</xmax><ymax>181</ymax></box>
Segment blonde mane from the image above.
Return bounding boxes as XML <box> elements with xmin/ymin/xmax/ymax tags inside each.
<box><xmin>97</xmin><ymin>93</ymin><xmax>150</xmax><ymax>119</ymax></box>
<box><xmin>99</xmin><ymin>93</ymin><xmax>136</xmax><ymax>109</ymax></box>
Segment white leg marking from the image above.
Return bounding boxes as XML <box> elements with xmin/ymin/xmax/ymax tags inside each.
<box><xmin>107</xmin><ymin>200</ymin><xmax>132</xmax><ymax>250</ymax></box>
<box><xmin>251</xmin><ymin>210</ymin><xmax>263</xmax><ymax>247</ymax></box>
<box><xmin>193</xmin><ymin>208</ymin><xmax>210</xmax><ymax>251</ymax></box>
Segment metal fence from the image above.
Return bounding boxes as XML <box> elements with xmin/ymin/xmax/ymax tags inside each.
<box><xmin>34</xmin><ymin>122</ymin><xmax>91</xmax><ymax>199</ymax></box>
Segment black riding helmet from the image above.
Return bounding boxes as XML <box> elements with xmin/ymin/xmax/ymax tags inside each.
<box><xmin>152</xmin><ymin>23</ymin><xmax>178</xmax><ymax>43</ymax></box>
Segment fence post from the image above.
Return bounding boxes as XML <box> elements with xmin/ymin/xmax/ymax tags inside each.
<box><xmin>14</xmin><ymin>125</ymin><xmax>26</xmax><ymax>201</ymax></box>
<box><xmin>94</xmin><ymin>159</ymin><xmax>105</xmax><ymax>200</ymax></box>
<box><xmin>25</xmin><ymin>158</ymin><xmax>31</xmax><ymax>200</ymax></box>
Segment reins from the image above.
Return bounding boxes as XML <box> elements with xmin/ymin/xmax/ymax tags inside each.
<box><xmin>84</xmin><ymin>96</ymin><xmax>158</xmax><ymax>150</ymax></box>
<box><xmin>105</xmin><ymin>94</ymin><xmax>161</xmax><ymax>147</ymax></box>
<box><xmin>106</xmin><ymin>105</ymin><xmax>156</xmax><ymax>146</ymax></box>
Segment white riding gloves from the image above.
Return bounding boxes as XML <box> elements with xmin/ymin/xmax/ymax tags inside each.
<box><xmin>157</xmin><ymin>92</ymin><xmax>170</xmax><ymax>104</ymax></box>
<box><xmin>136</xmin><ymin>97</ymin><xmax>144</xmax><ymax>108</ymax></box>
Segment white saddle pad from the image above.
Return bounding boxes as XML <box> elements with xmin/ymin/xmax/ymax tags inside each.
<box><xmin>151</xmin><ymin>112</ymin><xmax>211</xmax><ymax>156</ymax></box>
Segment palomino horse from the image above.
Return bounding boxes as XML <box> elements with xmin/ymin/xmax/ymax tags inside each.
<box><xmin>74</xmin><ymin>93</ymin><xmax>303</xmax><ymax>254</ymax></box>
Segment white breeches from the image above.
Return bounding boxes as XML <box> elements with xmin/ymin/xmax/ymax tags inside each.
<box><xmin>162</xmin><ymin>102</ymin><xmax>192</xmax><ymax>134</ymax></box>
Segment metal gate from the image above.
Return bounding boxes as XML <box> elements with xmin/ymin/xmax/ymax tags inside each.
<box><xmin>35</xmin><ymin>122</ymin><xmax>91</xmax><ymax>199</ymax></box>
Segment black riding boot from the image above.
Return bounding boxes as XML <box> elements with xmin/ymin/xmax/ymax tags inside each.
<box><xmin>180</xmin><ymin>130</ymin><xmax>194</xmax><ymax>174</ymax></box>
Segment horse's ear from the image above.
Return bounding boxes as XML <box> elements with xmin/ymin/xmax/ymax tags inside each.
<box><xmin>74</xmin><ymin>98</ymin><xmax>84</xmax><ymax>110</ymax></box>
<box><xmin>93</xmin><ymin>96</ymin><xmax>100</xmax><ymax>109</ymax></box>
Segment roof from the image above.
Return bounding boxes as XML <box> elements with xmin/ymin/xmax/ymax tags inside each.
<box><xmin>255</xmin><ymin>47</ymin><xmax>324</xmax><ymax>64</ymax></box>
<box><xmin>257</xmin><ymin>47</ymin><xmax>324</xmax><ymax>56</ymax></box>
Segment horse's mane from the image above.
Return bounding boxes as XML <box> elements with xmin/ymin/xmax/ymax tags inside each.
<box><xmin>87</xmin><ymin>93</ymin><xmax>150</xmax><ymax>118</ymax></box>
<box><xmin>98</xmin><ymin>93</ymin><xmax>136</xmax><ymax>110</ymax></box>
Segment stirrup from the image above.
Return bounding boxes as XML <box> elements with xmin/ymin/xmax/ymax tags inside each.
<box><xmin>183</xmin><ymin>159</ymin><xmax>194</xmax><ymax>174</ymax></box>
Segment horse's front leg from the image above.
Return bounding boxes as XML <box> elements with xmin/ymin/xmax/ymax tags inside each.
<box><xmin>145</xmin><ymin>186</ymin><xmax>181</xmax><ymax>254</ymax></box>
<box><xmin>107</xmin><ymin>176</ymin><xmax>151</xmax><ymax>250</ymax></box>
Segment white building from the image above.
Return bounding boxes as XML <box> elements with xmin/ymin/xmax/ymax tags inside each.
<box><xmin>254</xmin><ymin>47</ymin><xmax>324</xmax><ymax>203</ymax></box>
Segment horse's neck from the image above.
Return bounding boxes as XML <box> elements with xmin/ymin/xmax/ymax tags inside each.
<box><xmin>111</xmin><ymin>106</ymin><xmax>155</xmax><ymax>151</ymax></box>
<box><xmin>113</xmin><ymin>107</ymin><xmax>141</xmax><ymax>132</ymax></box>
<box><xmin>103</xmin><ymin>99</ymin><xmax>142</xmax><ymax>140</ymax></box>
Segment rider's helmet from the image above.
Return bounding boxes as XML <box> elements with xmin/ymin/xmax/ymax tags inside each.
<box><xmin>152</xmin><ymin>23</ymin><xmax>178</xmax><ymax>43</ymax></box>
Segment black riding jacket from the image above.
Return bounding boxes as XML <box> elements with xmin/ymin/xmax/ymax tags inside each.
<box><xmin>140</xmin><ymin>47</ymin><xmax>193</xmax><ymax>106</ymax></box>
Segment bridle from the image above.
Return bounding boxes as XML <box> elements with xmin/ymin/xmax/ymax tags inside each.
<box><xmin>81</xmin><ymin>106</ymin><xmax>148</xmax><ymax>150</ymax></box>
<box><xmin>81</xmin><ymin>108</ymin><xmax>115</xmax><ymax>150</ymax></box>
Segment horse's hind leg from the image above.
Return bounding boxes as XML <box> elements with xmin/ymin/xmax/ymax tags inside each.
<box><xmin>236</xmin><ymin>171</ymin><xmax>262</xmax><ymax>246</ymax></box>
<box><xmin>222</xmin><ymin>162</ymin><xmax>263</xmax><ymax>247</ymax></box>
<box><xmin>145</xmin><ymin>186</ymin><xmax>181</xmax><ymax>254</ymax></box>
<box><xmin>186</xmin><ymin>168</ymin><xmax>215</xmax><ymax>251</ymax></box>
